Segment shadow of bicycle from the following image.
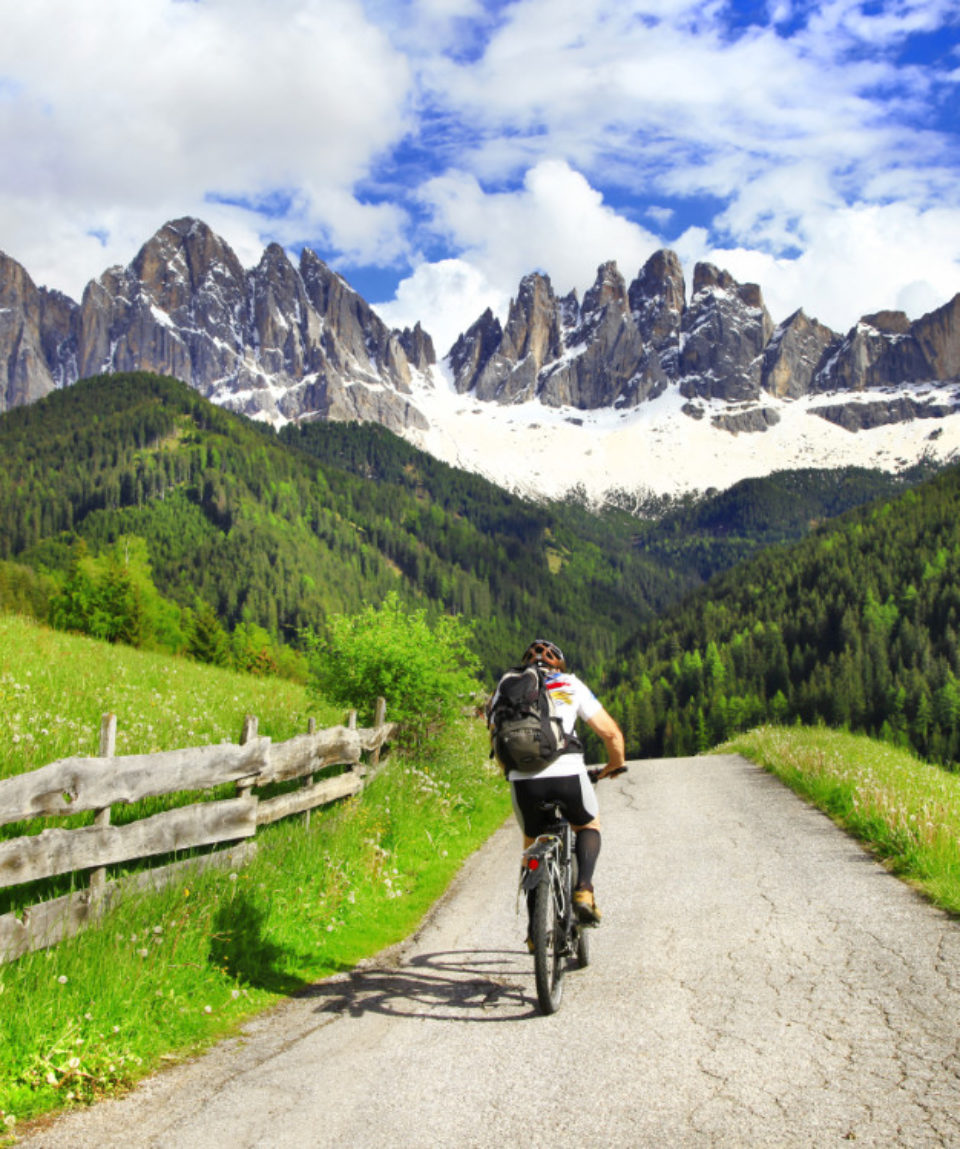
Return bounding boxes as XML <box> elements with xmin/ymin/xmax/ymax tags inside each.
<box><xmin>298</xmin><ymin>948</ymin><xmax>543</xmax><ymax>1023</ymax></box>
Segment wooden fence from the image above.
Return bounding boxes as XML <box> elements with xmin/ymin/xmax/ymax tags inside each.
<box><xmin>0</xmin><ymin>702</ymin><xmax>395</xmax><ymax>964</ymax></box>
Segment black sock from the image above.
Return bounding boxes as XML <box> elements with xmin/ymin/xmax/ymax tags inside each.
<box><xmin>575</xmin><ymin>828</ymin><xmax>601</xmax><ymax>891</ymax></box>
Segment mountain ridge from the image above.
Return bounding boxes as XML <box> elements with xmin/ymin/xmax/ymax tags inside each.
<box><xmin>2</xmin><ymin>216</ymin><xmax>960</xmax><ymax>499</ymax></box>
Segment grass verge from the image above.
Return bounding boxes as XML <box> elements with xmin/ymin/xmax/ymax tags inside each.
<box><xmin>0</xmin><ymin>617</ymin><xmax>511</xmax><ymax>1134</ymax></box>
<box><xmin>721</xmin><ymin>725</ymin><xmax>960</xmax><ymax>916</ymax></box>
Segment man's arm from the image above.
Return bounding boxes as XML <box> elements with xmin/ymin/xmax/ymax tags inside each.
<box><xmin>586</xmin><ymin>706</ymin><xmax>626</xmax><ymax>778</ymax></box>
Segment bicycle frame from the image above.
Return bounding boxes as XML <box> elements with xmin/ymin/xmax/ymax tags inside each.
<box><xmin>520</xmin><ymin>816</ymin><xmax>575</xmax><ymax>956</ymax></box>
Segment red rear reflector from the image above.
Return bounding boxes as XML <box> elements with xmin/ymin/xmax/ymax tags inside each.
<box><xmin>527</xmin><ymin>858</ymin><xmax>539</xmax><ymax>870</ymax></box>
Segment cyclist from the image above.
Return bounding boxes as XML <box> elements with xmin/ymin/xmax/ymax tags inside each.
<box><xmin>490</xmin><ymin>638</ymin><xmax>625</xmax><ymax>930</ymax></box>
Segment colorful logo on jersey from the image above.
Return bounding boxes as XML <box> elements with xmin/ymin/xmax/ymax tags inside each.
<box><xmin>545</xmin><ymin>675</ymin><xmax>574</xmax><ymax>707</ymax></box>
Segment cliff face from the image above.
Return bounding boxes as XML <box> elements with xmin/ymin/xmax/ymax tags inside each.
<box><xmin>450</xmin><ymin>251</ymin><xmax>960</xmax><ymax>433</ymax></box>
<box><xmin>1</xmin><ymin>219</ymin><xmax>434</xmax><ymax>431</ymax></box>
<box><xmin>2</xmin><ymin>217</ymin><xmax>960</xmax><ymax>439</ymax></box>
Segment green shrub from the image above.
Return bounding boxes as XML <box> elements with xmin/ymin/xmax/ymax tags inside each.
<box><xmin>305</xmin><ymin>593</ymin><xmax>481</xmax><ymax>743</ymax></box>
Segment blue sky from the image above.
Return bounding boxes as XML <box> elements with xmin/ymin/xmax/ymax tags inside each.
<box><xmin>1</xmin><ymin>0</ymin><xmax>958</xmax><ymax>353</ymax></box>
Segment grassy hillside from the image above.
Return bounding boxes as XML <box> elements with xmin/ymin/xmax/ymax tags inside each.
<box><xmin>0</xmin><ymin>616</ymin><xmax>510</xmax><ymax>1130</ymax></box>
<box><xmin>0</xmin><ymin>615</ymin><xmax>326</xmax><ymax>783</ymax></box>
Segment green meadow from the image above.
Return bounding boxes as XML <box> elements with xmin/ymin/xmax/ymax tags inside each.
<box><xmin>0</xmin><ymin>616</ymin><xmax>510</xmax><ymax>1133</ymax></box>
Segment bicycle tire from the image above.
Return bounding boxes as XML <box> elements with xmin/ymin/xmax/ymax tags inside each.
<box><xmin>532</xmin><ymin>873</ymin><xmax>565</xmax><ymax>1014</ymax></box>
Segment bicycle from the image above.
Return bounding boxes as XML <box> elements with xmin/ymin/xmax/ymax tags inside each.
<box><xmin>520</xmin><ymin>766</ymin><xmax>627</xmax><ymax>1015</ymax></box>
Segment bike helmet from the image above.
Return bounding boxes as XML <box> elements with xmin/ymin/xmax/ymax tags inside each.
<box><xmin>521</xmin><ymin>638</ymin><xmax>567</xmax><ymax>672</ymax></box>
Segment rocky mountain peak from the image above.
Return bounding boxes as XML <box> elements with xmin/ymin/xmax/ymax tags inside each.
<box><xmin>4</xmin><ymin>217</ymin><xmax>960</xmax><ymax>469</ymax></box>
<box><xmin>582</xmin><ymin>260</ymin><xmax>628</xmax><ymax>317</ymax></box>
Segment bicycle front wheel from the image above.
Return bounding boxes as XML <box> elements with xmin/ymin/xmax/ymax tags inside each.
<box><xmin>532</xmin><ymin>876</ymin><xmax>565</xmax><ymax>1014</ymax></box>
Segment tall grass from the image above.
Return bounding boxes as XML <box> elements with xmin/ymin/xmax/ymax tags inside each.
<box><xmin>0</xmin><ymin>615</ymin><xmax>332</xmax><ymax>783</ymax></box>
<box><xmin>722</xmin><ymin>725</ymin><xmax>960</xmax><ymax>915</ymax></box>
<box><xmin>0</xmin><ymin>616</ymin><xmax>511</xmax><ymax>1134</ymax></box>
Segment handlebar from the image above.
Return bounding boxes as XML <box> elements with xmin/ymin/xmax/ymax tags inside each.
<box><xmin>587</xmin><ymin>765</ymin><xmax>628</xmax><ymax>784</ymax></box>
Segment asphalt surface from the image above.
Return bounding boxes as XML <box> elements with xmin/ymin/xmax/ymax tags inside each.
<box><xmin>17</xmin><ymin>754</ymin><xmax>960</xmax><ymax>1148</ymax></box>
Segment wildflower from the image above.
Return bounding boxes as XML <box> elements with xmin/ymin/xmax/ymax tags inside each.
<box><xmin>137</xmin><ymin>948</ymin><xmax>149</xmax><ymax>958</ymax></box>
<box><xmin>84</xmin><ymin>1012</ymin><xmax>92</xmax><ymax>1021</ymax></box>
<box><xmin>112</xmin><ymin>1026</ymin><xmax>120</xmax><ymax>1033</ymax></box>
<box><xmin>45</xmin><ymin>1072</ymin><xmax>58</xmax><ymax>1085</ymax></box>
<box><xmin>231</xmin><ymin>989</ymin><xmax>240</xmax><ymax>1000</ymax></box>
<box><xmin>68</xmin><ymin>1057</ymin><xmax>80</xmax><ymax>1070</ymax></box>
<box><xmin>57</xmin><ymin>975</ymin><xmax>68</xmax><ymax>985</ymax></box>
<box><xmin>153</xmin><ymin>925</ymin><xmax>163</xmax><ymax>935</ymax></box>
<box><xmin>203</xmin><ymin>1005</ymin><xmax>212</xmax><ymax>1014</ymax></box>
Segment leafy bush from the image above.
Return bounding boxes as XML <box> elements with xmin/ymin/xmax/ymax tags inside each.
<box><xmin>306</xmin><ymin>593</ymin><xmax>481</xmax><ymax>743</ymax></box>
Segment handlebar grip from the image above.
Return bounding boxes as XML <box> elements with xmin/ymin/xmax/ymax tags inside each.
<box><xmin>587</xmin><ymin>766</ymin><xmax>628</xmax><ymax>783</ymax></box>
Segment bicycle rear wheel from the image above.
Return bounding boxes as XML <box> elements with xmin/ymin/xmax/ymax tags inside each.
<box><xmin>532</xmin><ymin>876</ymin><xmax>565</xmax><ymax>1014</ymax></box>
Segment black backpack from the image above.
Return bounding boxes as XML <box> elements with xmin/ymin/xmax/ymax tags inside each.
<box><xmin>488</xmin><ymin>664</ymin><xmax>579</xmax><ymax>775</ymax></box>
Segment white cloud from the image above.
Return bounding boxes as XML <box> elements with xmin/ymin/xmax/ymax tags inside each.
<box><xmin>0</xmin><ymin>0</ymin><xmax>958</xmax><ymax>355</ymax></box>
<box><xmin>425</xmin><ymin>160</ymin><xmax>658</xmax><ymax>286</ymax></box>
<box><xmin>376</xmin><ymin>159</ymin><xmax>664</xmax><ymax>353</ymax></box>
<box><xmin>0</xmin><ymin>0</ymin><xmax>412</xmax><ymax>296</ymax></box>
<box><xmin>373</xmin><ymin>258</ymin><xmax>508</xmax><ymax>353</ymax></box>
<box><xmin>706</xmin><ymin>201</ymin><xmax>960</xmax><ymax>330</ymax></box>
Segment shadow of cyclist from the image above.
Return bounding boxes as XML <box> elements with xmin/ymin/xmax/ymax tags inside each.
<box><xmin>298</xmin><ymin>948</ymin><xmax>542</xmax><ymax>1022</ymax></box>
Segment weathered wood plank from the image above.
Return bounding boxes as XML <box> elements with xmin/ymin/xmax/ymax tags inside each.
<box><xmin>0</xmin><ymin>797</ymin><xmax>258</xmax><ymax>889</ymax></box>
<box><xmin>0</xmin><ymin>738</ymin><xmax>271</xmax><ymax>826</ymax></box>
<box><xmin>357</xmin><ymin>722</ymin><xmax>397</xmax><ymax>755</ymax></box>
<box><xmin>0</xmin><ymin>842</ymin><xmax>257</xmax><ymax>964</ymax></box>
<box><xmin>258</xmin><ymin>726</ymin><xmax>362</xmax><ymax>785</ymax></box>
<box><xmin>256</xmin><ymin>772</ymin><xmax>363</xmax><ymax>826</ymax></box>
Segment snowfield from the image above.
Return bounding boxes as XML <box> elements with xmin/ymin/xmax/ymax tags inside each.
<box><xmin>403</xmin><ymin>367</ymin><xmax>960</xmax><ymax>501</ymax></box>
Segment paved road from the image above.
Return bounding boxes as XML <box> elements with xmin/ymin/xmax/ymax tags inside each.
<box><xmin>19</xmin><ymin>755</ymin><xmax>960</xmax><ymax>1148</ymax></box>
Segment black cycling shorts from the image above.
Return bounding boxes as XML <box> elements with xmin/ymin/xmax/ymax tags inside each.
<box><xmin>510</xmin><ymin>771</ymin><xmax>598</xmax><ymax>838</ymax></box>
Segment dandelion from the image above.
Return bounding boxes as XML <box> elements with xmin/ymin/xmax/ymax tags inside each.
<box><xmin>231</xmin><ymin>989</ymin><xmax>240</xmax><ymax>1000</ymax></box>
<box><xmin>203</xmin><ymin>1005</ymin><xmax>212</xmax><ymax>1014</ymax></box>
<box><xmin>57</xmin><ymin>975</ymin><xmax>68</xmax><ymax>985</ymax></box>
<box><xmin>137</xmin><ymin>948</ymin><xmax>149</xmax><ymax>958</ymax></box>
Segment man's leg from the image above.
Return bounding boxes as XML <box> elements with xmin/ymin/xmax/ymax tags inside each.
<box><xmin>571</xmin><ymin>818</ymin><xmax>602</xmax><ymax>924</ymax></box>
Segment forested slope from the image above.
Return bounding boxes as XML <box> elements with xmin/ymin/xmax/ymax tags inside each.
<box><xmin>0</xmin><ymin>373</ymin><xmax>679</xmax><ymax>676</ymax></box>
<box><xmin>604</xmin><ymin>463</ymin><xmax>960</xmax><ymax>768</ymax></box>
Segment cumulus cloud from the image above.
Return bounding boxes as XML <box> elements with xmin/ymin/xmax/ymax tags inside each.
<box><xmin>376</xmin><ymin>0</ymin><xmax>960</xmax><ymax>338</ymax></box>
<box><xmin>375</xmin><ymin>160</ymin><xmax>663</xmax><ymax>352</ymax></box>
<box><xmin>0</xmin><ymin>0</ymin><xmax>958</xmax><ymax>349</ymax></box>
<box><xmin>0</xmin><ymin>0</ymin><xmax>412</xmax><ymax>295</ymax></box>
<box><xmin>373</xmin><ymin>258</ymin><xmax>509</xmax><ymax>353</ymax></box>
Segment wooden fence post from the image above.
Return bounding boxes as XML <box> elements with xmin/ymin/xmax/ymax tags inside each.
<box><xmin>239</xmin><ymin>715</ymin><xmax>258</xmax><ymax>800</ymax></box>
<box><xmin>89</xmin><ymin>713</ymin><xmax>116</xmax><ymax>899</ymax></box>
<box><xmin>303</xmin><ymin>717</ymin><xmax>317</xmax><ymax>827</ymax></box>
<box><xmin>371</xmin><ymin>697</ymin><xmax>387</xmax><ymax>768</ymax></box>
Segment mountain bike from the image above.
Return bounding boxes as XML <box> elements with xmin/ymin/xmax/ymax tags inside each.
<box><xmin>520</xmin><ymin>767</ymin><xmax>626</xmax><ymax>1015</ymax></box>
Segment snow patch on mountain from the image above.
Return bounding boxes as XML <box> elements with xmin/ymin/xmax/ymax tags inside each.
<box><xmin>404</xmin><ymin>368</ymin><xmax>960</xmax><ymax>500</ymax></box>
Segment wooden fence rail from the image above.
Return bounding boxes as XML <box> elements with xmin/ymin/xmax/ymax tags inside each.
<box><xmin>0</xmin><ymin>700</ymin><xmax>394</xmax><ymax>964</ymax></box>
